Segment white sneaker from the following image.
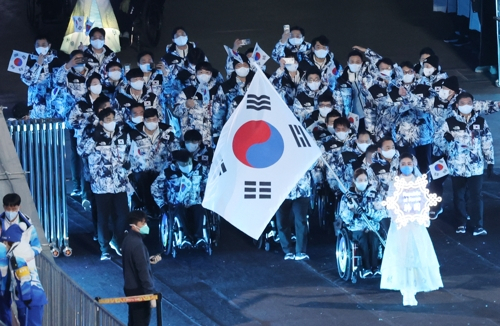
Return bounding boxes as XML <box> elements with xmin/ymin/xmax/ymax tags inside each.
<box><xmin>284</xmin><ymin>253</ymin><xmax>295</xmax><ymax>260</ymax></box>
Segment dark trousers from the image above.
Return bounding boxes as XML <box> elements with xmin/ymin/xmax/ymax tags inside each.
<box><xmin>69</xmin><ymin>129</ymin><xmax>81</xmax><ymax>190</ymax></box>
<box><xmin>396</xmin><ymin>144</ymin><xmax>432</xmax><ymax>173</ymax></box>
<box><xmin>172</xmin><ymin>204</ymin><xmax>205</xmax><ymax>240</ymax></box>
<box><xmin>95</xmin><ymin>192</ymin><xmax>129</xmax><ymax>254</ymax></box>
<box><xmin>276</xmin><ymin>197</ymin><xmax>309</xmax><ymax>255</ymax></box>
<box><xmin>130</xmin><ymin>171</ymin><xmax>160</xmax><ymax>217</ymax></box>
<box><xmin>351</xmin><ymin>230</ymin><xmax>380</xmax><ymax>270</ymax></box>
<box><xmin>0</xmin><ymin>287</ymin><xmax>11</xmax><ymax>325</ymax></box>
<box><xmin>451</xmin><ymin>175</ymin><xmax>484</xmax><ymax>228</ymax></box>
<box><xmin>83</xmin><ymin>180</ymin><xmax>98</xmax><ymax>236</ymax></box>
<box><xmin>124</xmin><ymin>288</ymin><xmax>151</xmax><ymax>326</ymax></box>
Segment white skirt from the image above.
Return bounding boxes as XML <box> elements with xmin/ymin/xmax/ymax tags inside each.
<box><xmin>380</xmin><ymin>221</ymin><xmax>443</xmax><ymax>293</ymax></box>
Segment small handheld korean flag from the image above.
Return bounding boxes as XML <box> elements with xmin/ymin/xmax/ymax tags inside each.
<box><xmin>250</xmin><ymin>43</ymin><xmax>270</xmax><ymax>68</ymax></box>
<box><xmin>203</xmin><ymin>66</ymin><xmax>321</xmax><ymax>240</ymax></box>
<box><xmin>73</xmin><ymin>16</ymin><xmax>84</xmax><ymax>33</ymax></box>
<box><xmin>429</xmin><ymin>158</ymin><xmax>449</xmax><ymax>180</ymax></box>
<box><xmin>8</xmin><ymin>50</ymin><xmax>30</xmax><ymax>74</ymax></box>
<box><xmin>223</xmin><ymin>45</ymin><xmax>243</xmax><ymax>63</ymax></box>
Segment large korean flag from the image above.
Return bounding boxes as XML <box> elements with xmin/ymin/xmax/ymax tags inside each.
<box><xmin>202</xmin><ymin>67</ymin><xmax>321</xmax><ymax>239</ymax></box>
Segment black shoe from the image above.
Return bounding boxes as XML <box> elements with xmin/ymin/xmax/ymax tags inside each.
<box><xmin>456</xmin><ymin>226</ymin><xmax>466</xmax><ymax>234</ymax></box>
<box><xmin>473</xmin><ymin>227</ymin><xmax>487</xmax><ymax>236</ymax></box>
<box><xmin>373</xmin><ymin>269</ymin><xmax>381</xmax><ymax>277</ymax></box>
<box><xmin>70</xmin><ymin>188</ymin><xmax>82</xmax><ymax>196</ymax></box>
<box><xmin>100</xmin><ymin>253</ymin><xmax>111</xmax><ymax>261</ymax></box>
<box><xmin>180</xmin><ymin>237</ymin><xmax>192</xmax><ymax>249</ymax></box>
<box><xmin>361</xmin><ymin>269</ymin><xmax>373</xmax><ymax>278</ymax></box>
<box><xmin>443</xmin><ymin>32</ymin><xmax>460</xmax><ymax>43</ymax></box>
<box><xmin>110</xmin><ymin>242</ymin><xmax>122</xmax><ymax>256</ymax></box>
<box><xmin>195</xmin><ymin>238</ymin><xmax>206</xmax><ymax>248</ymax></box>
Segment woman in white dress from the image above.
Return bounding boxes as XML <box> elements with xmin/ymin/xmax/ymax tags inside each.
<box><xmin>379</xmin><ymin>153</ymin><xmax>443</xmax><ymax>306</ymax></box>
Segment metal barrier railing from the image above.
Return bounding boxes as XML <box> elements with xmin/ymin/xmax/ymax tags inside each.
<box><xmin>36</xmin><ymin>252</ymin><xmax>126</xmax><ymax>326</ymax></box>
<box><xmin>7</xmin><ymin>119</ymin><xmax>71</xmax><ymax>258</ymax></box>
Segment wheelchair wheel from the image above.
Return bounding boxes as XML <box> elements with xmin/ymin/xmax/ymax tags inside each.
<box><xmin>145</xmin><ymin>0</ymin><xmax>164</xmax><ymax>46</ymax></box>
<box><xmin>253</xmin><ymin>233</ymin><xmax>265</xmax><ymax>250</ymax></box>
<box><xmin>158</xmin><ymin>213</ymin><xmax>172</xmax><ymax>255</ymax></box>
<box><xmin>336</xmin><ymin>228</ymin><xmax>352</xmax><ymax>281</ymax></box>
<box><xmin>210</xmin><ymin>213</ymin><xmax>221</xmax><ymax>247</ymax></box>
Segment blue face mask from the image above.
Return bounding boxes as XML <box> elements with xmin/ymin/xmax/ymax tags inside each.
<box><xmin>400</xmin><ymin>165</ymin><xmax>414</xmax><ymax>176</ymax></box>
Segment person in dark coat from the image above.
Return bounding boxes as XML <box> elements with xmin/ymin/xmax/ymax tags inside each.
<box><xmin>122</xmin><ymin>210</ymin><xmax>161</xmax><ymax>326</ymax></box>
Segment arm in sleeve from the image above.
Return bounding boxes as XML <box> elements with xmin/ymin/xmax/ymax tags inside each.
<box><xmin>20</xmin><ymin>62</ymin><xmax>42</xmax><ymax>86</ymax></box>
<box><xmin>151</xmin><ymin>171</ymin><xmax>166</xmax><ymax>209</ymax></box>
<box><xmin>481</xmin><ymin>119</ymin><xmax>495</xmax><ymax>165</ymax></box>
<box><xmin>339</xmin><ymin>195</ymin><xmax>354</xmax><ymax>225</ymax></box>
<box><xmin>211</xmin><ymin>86</ymin><xmax>228</xmax><ymax>137</ymax></box>
<box><xmin>271</xmin><ymin>40</ymin><xmax>287</xmax><ymax>64</ymax></box>
<box><xmin>131</xmin><ymin>246</ymin><xmax>155</xmax><ymax>294</ymax></box>
<box><xmin>28</xmin><ymin>226</ymin><xmax>42</xmax><ymax>256</ymax></box>
<box><xmin>173</xmin><ymin>90</ymin><xmax>188</xmax><ymax>118</ymax></box>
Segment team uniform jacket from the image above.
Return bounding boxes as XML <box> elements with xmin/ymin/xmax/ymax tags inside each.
<box><xmin>292</xmin><ymin>86</ymin><xmax>331</xmax><ymax>123</ymax></box>
<box><xmin>339</xmin><ymin>185</ymin><xmax>386</xmax><ymax>232</ymax></box>
<box><xmin>151</xmin><ymin>162</ymin><xmax>208</xmax><ymax>209</ymax></box>
<box><xmin>84</xmin><ymin>45</ymin><xmax>119</xmax><ymax>76</ymax></box>
<box><xmin>174</xmin><ymin>79</ymin><xmax>220</xmax><ymax>146</ymax></box>
<box><xmin>271</xmin><ymin>39</ymin><xmax>311</xmax><ymax>63</ymax></box>
<box><xmin>102</xmin><ymin>76</ymin><xmax>125</xmax><ymax>100</ymax></box>
<box><xmin>188</xmin><ymin>144</ymin><xmax>214</xmax><ymax>169</ymax></box>
<box><xmin>20</xmin><ymin>51</ymin><xmax>62</xmax><ymax>119</ymax></box>
<box><xmin>78</xmin><ymin>124</ymin><xmax>131</xmax><ymax>194</ymax></box>
<box><xmin>387</xmin><ymin>82</ymin><xmax>434</xmax><ymax>148</ymax></box>
<box><xmin>269</xmin><ymin>68</ymin><xmax>303</xmax><ymax>107</ymax></box>
<box><xmin>287</xmin><ymin>170</ymin><xmax>314</xmax><ymax>200</ymax></box>
<box><xmin>298</xmin><ymin>52</ymin><xmax>342</xmax><ymax>92</ymax></box>
<box><xmin>128</xmin><ymin>122</ymin><xmax>180</xmax><ymax>173</ymax></box>
<box><xmin>116</xmin><ymin>84</ymin><xmax>163</xmax><ymax>121</ymax></box>
<box><xmin>213</xmin><ymin>72</ymin><xmax>255</xmax><ymax>135</ymax></box>
<box><xmin>435</xmin><ymin>110</ymin><xmax>494</xmax><ymax>177</ymax></box>
<box><xmin>324</xmin><ymin>150</ymin><xmax>349</xmax><ymax>191</ymax></box>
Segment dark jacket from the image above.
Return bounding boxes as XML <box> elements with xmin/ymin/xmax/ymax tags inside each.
<box><xmin>122</xmin><ymin>230</ymin><xmax>155</xmax><ymax>294</ymax></box>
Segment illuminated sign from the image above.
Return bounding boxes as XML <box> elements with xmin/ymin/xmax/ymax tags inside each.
<box><xmin>382</xmin><ymin>175</ymin><xmax>441</xmax><ymax>229</ymax></box>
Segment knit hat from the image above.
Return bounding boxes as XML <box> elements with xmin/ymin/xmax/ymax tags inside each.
<box><xmin>1</xmin><ymin>224</ymin><xmax>23</xmax><ymax>243</ymax></box>
<box><xmin>442</xmin><ymin>76</ymin><xmax>459</xmax><ymax>93</ymax></box>
<box><xmin>423</xmin><ymin>55</ymin><xmax>439</xmax><ymax>69</ymax></box>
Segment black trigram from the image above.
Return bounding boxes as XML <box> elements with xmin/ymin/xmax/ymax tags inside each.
<box><xmin>219</xmin><ymin>161</ymin><xmax>227</xmax><ymax>176</ymax></box>
<box><xmin>247</xmin><ymin>94</ymin><xmax>271</xmax><ymax>111</ymax></box>
<box><xmin>289</xmin><ymin>124</ymin><xmax>311</xmax><ymax>147</ymax></box>
<box><xmin>244</xmin><ymin>181</ymin><xmax>271</xmax><ymax>199</ymax></box>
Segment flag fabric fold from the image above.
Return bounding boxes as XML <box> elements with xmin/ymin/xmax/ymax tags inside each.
<box><xmin>202</xmin><ymin>67</ymin><xmax>321</xmax><ymax>239</ymax></box>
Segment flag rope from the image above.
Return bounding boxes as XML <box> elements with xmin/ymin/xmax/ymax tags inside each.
<box><xmin>320</xmin><ymin>155</ymin><xmax>386</xmax><ymax>247</ymax></box>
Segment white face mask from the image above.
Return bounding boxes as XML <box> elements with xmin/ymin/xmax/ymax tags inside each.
<box><xmin>357</xmin><ymin>142</ymin><xmax>370</xmax><ymax>153</ymax></box>
<box><xmin>174</xmin><ymin>35</ymin><xmax>188</xmax><ymax>46</ymax></box>
<box><xmin>5</xmin><ymin>211</ymin><xmax>18</xmax><ymax>221</ymax></box>
<box><xmin>379</xmin><ymin>69</ymin><xmax>392</xmax><ymax>78</ymax></box>
<box><xmin>355</xmin><ymin>181</ymin><xmax>368</xmax><ymax>192</ymax></box>
<box><xmin>197</xmin><ymin>73</ymin><xmax>211</xmax><ymax>84</ymax></box>
<box><xmin>307</xmin><ymin>81</ymin><xmax>321</xmax><ymax>91</ymax></box>
<box><xmin>131</xmin><ymin>80</ymin><xmax>144</xmax><ymax>91</ymax></box>
<box><xmin>91</xmin><ymin>39</ymin><xmax>105</xmax><ymax>50</ymax></box>
<box><xmin>108</xmin><ymin>70</ymin><xmax>122</xmax><ymax>81</ymax></box>
<box><xmin>144</xmin><ymin>121</ymin><xmax>158</xmax><ymax>131</ymax></box>
<box><xmin>319</xmin><ymin>107</ymin><xmax>332</xmax><ymax>117</ymax></box>
<box><xmin>131</xmin><ymin>116</ymin><xmax>143</xmax><ymax>124</ymax></box>
<box><xmin>139</xmin><ymin>63</ymin><xmax>152</xmax><ymax>73</ymax></box>
<box><xmin>235</xmin><ymin>67</ymin><xmax>250</xmax><ymax>77</ymax></box>
<box><xmin>289</xmin><ymin>37</ymin><xmax>304</xmax><ymax>46</ymax></box>
<box><xmin>36</xmin><ymin>46</ymin><xmax>49</xmax><ymax>55</ymax></box>
<box><xmin>336</xmin><ymin>131</ymin><xmax>348</xmax><ymax>141</ymax></box>
<box><xmin>314</xmin><ymin>49</ymin><xmax>328</xmax><ymax>59</ymax></box>
<box><xmin>103</xmin><ymin>121</ymin><xmax>116</xmax><ymax>132</ymax></box>
<box><xmin>439</xmin><ymin>89</ymin><xmax>450</xmax><ymax>101</ymax></box>
<box><xmin>381</xmin><ymin>149</ymin><xmax>396</xmax><ymax>160</ymax></box>
<box><xmin>90</xmin><ymin>84</ymin><xmax>102</xmax><ymax>95</ymax></box>
<box><xmin>74</xmin><ymin>65</ymin><xmax>85</xmax><ymax>73</ymax></box>
<box><xmin>327</xmin><ymin>126</ymin><xmax>335</xmax><ymax>134</ymax></box>
<box><xmin>185</xmin><ymin>143</ymin><xmax>199</xmax><ymax>153</ymax></box>
<box><xmin>458</xmin><ymin>104</ymin><xmax>473</xmax><ymax>115</ymax></box>
<box><xmin>285</xmin><ymin>63</ymin><xmax>298</xmax><ymax>72</ymax></box>
<box><xmin>178</xmin><ymin>163</ymin><xmax>192</xmax><ymax>174</ymax></box>
<box><xmin>402</xmin><ymin>74</ymin><xmax>415</xmax><ymax>84</ymax></box>
<box><xmin>348</xmin><ymin>63</ymin><xmax>361</xmax><ymax>73</ymax></box>
<box><xmin>423</xmin><ymin>67</ymin><xmax>435</xmax><ymax>77</ymax></box>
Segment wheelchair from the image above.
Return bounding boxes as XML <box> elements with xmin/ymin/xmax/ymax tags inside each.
<box><xmin>334</xmin><ymin>202</ymin><xmax>385</xmax><ymax>284</ymax></box>
<box><xmin>253</xmin><ymin>216</ymin><xmax>280</xmax><ymax>252</ymax></box>
<box><xmin>158</xmin><ymin>207</ymin><xmax>220</xmax><ymax>258</ymax></box>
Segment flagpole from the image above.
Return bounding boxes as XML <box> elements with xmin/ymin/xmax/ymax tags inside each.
<box><xmin>320</xmin><ymin>155</ymin><xmax>386</xmax><ymax>247</ymax></box>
